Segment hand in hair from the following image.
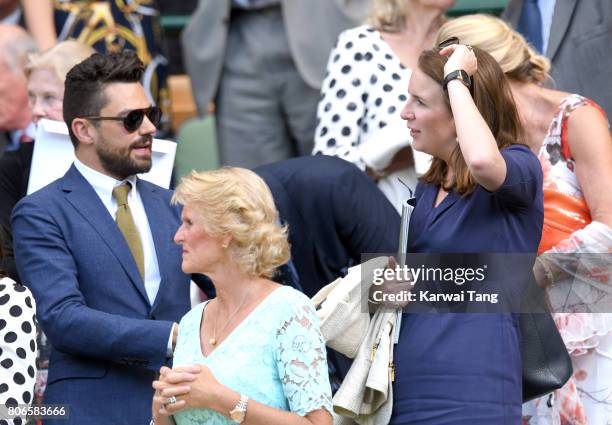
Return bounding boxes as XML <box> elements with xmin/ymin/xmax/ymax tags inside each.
<box><xmin>440</xmin><ymin>44</ymin><xmax>477</xmax><ymax>77</ymax></box>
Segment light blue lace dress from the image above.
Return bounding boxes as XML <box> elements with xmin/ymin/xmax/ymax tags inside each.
<box><xmin>172</xmin><ymin>286</ymin><xmax>332</xmax><ymax>425</ymax></box>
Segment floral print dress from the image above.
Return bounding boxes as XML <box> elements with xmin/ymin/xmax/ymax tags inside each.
<box><xmin>523</xmin><ymin>95</ymin><xmax>612</xmax><ymax>425</ymax></box>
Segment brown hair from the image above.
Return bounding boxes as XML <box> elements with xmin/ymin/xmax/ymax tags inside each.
<box><xmin>418</xmin><ymin>47</ymin><xmax>524</xmax><ymax>195</ymax></box>
<box><xmin>63</xmin><ymin>51</ymin><xmax>144</xmax><ymax>147</ymax></box>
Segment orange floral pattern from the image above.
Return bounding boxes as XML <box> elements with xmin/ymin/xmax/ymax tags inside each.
<box><xmin>523</xmin><ymin>95</ymin><xmax>612</xmax><ymax>425</ymax></box>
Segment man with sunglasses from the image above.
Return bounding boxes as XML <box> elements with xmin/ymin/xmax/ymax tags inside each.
<box><xmin>11</xmin><ymin>51</ymin><xmax>210</xmax><ymax>425</ymax></box>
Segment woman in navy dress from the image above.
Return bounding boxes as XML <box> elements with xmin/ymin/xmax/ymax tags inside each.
<box><xmin>390</xmin><ymin>42</ymin><xmax>543</xmax><ymax>423</ymax></box>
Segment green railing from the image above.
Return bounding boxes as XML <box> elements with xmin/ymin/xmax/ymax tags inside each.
<box><xmin>160</xmin><ymin>0</ymin><xmax>510</xmax><ymax>32</ymax></box>
<box><xmin>449</xmin><ymin>0</ymin><xmax>509</xmax><ymax>15</ymax></box>
<box><xmin>160</xmin><ymin>14</ymin><xmax>190</xmax><ymax>31</ymax></box>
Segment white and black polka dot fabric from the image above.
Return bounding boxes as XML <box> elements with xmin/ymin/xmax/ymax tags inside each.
<box><xmin>0</xmin><ymin>277</ymin><xmax>36</xmax><ymax>425</ymax></box>
<box><xmin>314</xmin><ymin>25</ymin><xmax>412</xmax><ymax>168</ymax></box>
<box><xmin>313</xmin><ymin>25</ymin><xmax>417</xmax><ymax>210</ymax></box>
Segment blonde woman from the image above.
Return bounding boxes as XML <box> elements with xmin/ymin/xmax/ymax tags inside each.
<box><xmin>151</xmin><ymin>168</ymin><xmax>332</xmax><ymax>425</ymax></box>
<box><xmin>436</xmin><ymin>14</ymin><xmax>612</xmax><ymax>425</ymax></box>
<box><xmin>313</xmin><ymin>0</ymin><xmax>454</xmax><ymax>212</ymax></box>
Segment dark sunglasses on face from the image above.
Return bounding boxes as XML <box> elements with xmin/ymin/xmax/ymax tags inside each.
<box><xmin>82</xmin><ymin>106</ymin><xmax>162</xmax><ymax>132</ymax></box>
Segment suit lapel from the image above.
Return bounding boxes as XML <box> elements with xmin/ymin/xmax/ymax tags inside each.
<box><xmin>546</xmin><ymin>0</ymin><xmax>577</xmax><ymax>60</ymax></box>
<box><xmin>62</xmin><ymin>165</ymin><xmax>150</xmax><ymax>305</ymax></box>
<box><xmin>139</xmin><ymin>181</ymin><xmax>174</xmax><ymax>311</ymax></box>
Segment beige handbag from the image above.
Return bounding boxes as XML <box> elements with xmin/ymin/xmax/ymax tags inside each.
<box><xmin>312</xmin><ymin>256</ymin><xmax>396</xmax><ymax>425</ymax></box>
<box><xmin>332</xmin><ymin>308</ymin><xmax>396</xmax><ymax>425</ymax></box>
<box><xmin>312</xmin><ymin>256</ymin><xmax>388</xmax><ymax>359</ymax></box>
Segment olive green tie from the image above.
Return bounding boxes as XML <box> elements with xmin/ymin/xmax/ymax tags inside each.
<box><xmin>113</xmin><ymin>182</ymin><xmax>145</xmax><ymax>279</ymax></box>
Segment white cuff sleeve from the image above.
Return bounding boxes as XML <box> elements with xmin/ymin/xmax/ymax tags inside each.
<box><xmin>358</xmin><ymin>119</ymin><xmax>411</xmax><ymax>171</ymax></box>
<box><xmin>166</xmin><ymin>323</ymin><xmax>177</xmax><ymax>358</ymax></box>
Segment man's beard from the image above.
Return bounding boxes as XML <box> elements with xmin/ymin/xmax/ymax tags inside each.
<box><xmin>96</xmin><ymin>135</ymin><xmax>153</xmax><ymax>179</ymax></box>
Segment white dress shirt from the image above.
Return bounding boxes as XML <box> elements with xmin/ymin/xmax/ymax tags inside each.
<box><xmin>73</xmin><ymin>159</ymin><xmax>177</xmax><ymax>355</ymax></box>
<box><xmin>73</xmin><ymin>159</ymin><xmax>162</xmax><ymax>304</ymax></box>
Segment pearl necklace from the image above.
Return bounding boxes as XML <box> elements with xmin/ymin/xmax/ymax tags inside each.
<box><xmin>209</xmin><ymin>286</ymin><xmax>252</xmax><ymax>346</ymax></box>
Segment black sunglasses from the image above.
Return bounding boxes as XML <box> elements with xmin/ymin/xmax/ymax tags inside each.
<box><xmin>82</xmin><ymin>106</ymin><xmax>162</xmax><ymax>132</ymax></box>
<box><xmin>438</xmin><ymin>37</ymin><xmax>459</xmax><ymax>49</ymax></box>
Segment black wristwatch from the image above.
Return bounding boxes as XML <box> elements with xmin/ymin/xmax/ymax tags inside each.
<box><xmin>443</xmin><ymin>70</ymin><xmax>471</xmax><ymax>91</ymax></box>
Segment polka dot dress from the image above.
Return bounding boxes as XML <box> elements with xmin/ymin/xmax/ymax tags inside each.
<box><xmin>0</xmin><ymin>277</ymin><xmax>37</xmax><ymax>425</ymax></box>
<box><xmin>312</xmin><ymin>25</ymin><xmax>418</xmax><ymax>210</ymax></box>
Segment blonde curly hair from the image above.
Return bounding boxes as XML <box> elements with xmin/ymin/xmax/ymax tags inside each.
<box><xmin>172</xmin><ymin>168</ymin><xmax>290</xmax><ymax>279</ymax></box>
<box><xmin>435</xmin><ymin>14</ymin><xmax>550</xmax><ymax>83</ymax></box>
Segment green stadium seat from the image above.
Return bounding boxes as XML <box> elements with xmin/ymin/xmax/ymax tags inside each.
<box><xmin>174</xmin><ymin>116</ymin><xmax>220</xmax><ymax>184</ymax></box>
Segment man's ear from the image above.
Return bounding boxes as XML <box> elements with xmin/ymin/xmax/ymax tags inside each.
<box><xmin>72</xmin><ymin>118</ymin><xmax>96</xmax><ymax>146</ymax></box>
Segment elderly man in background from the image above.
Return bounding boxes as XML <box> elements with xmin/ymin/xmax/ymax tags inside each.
<box><xmin>0</xmin><ymin>24</ymin><xmax>37</xmax><ymax>156</ymax></box>
<box><xmin>182</xmin><ymin>0</ymin><xmax>368</xmax><ymax>168</ymax></box>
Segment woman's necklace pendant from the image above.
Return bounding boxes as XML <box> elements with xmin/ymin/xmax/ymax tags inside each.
<box><xmin>208</xmin><ymin>287</ymin><xmax>252</xmax><ymax>349</ymax></box>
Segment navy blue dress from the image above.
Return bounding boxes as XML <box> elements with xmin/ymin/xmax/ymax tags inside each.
<box><xmin>390</xmin><ymin>145</ymin><xmax>543</xmax><ymax>425</ymax></box>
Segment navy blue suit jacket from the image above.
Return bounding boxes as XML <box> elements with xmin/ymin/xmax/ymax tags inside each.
<box><xmin>12</xmin><ymin>165</ymin><xmax>192</xmax><ymax>425</ymax></box>
<box><xmin>255</xmin><ymin>155</ymin><xmax>400</xmax><ymax>297</ymax></box>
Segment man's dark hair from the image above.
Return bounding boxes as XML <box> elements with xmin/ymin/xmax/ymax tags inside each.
<box><xmin>63</xmin><ymin>51</ymin><xmax>144</xmax><ymax>147</ymax></box>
